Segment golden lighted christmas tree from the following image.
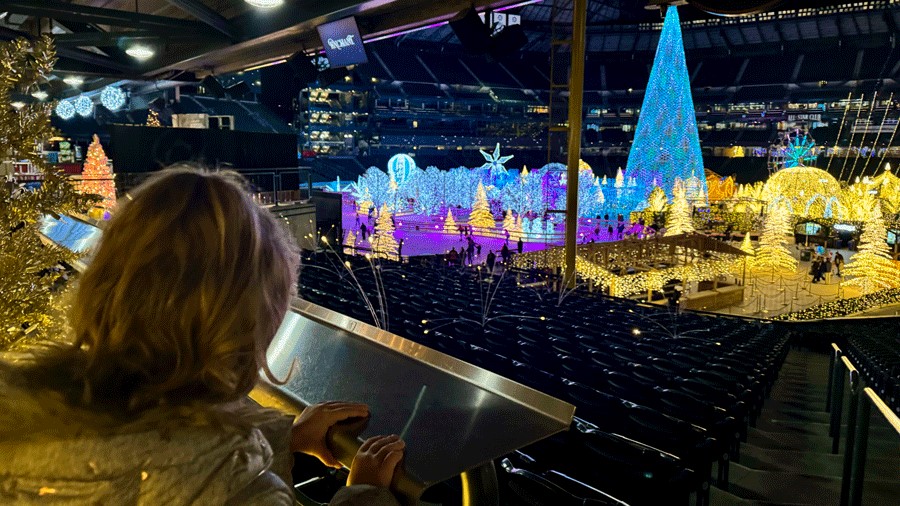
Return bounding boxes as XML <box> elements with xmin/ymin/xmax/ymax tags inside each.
<box><xmin>443</xmin><ymin>209</ymin><xmax>457</xmax><ymax>233</ymax></box>
<box><xmin>753</xmin><ymin>205</ymin><xmax>797</xmax><ymax>273</ymax></box>
<box><xmin>0</xmin><ymin>36</ymin><xmax>96</xmax><ymax>348</ymax></box>
<box><xmin>843</xmin><ymin>205</ymin><xmax>900</xmax><ymax>293</ymax></box>
<box><xmin>146</xmin><ymin>109</ymin><xmax>161</xmax><ymax>127</ymax></box>
<box><xmin>370</xmin><ymin>205</ymin><xmax>399</xmax><ymax>260</ymax></box>
<box><xmin>664</xmin><ymin>181</ymin><xmax>694</xmax><ymax>236</ymax></box>
<box><xmin>79</xmin><ymin>134</ymin><xmax>116</xmax><ymax>207</ymax></box>
<box><xmin>468</xmin><ymin>182</ymin><xmax>495</xmax><ymax>233</ymax></box>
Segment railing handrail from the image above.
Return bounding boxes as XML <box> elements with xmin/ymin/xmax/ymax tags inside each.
<box><xmin>863</xmin><ymin>387</ymin><xmax>900</xmax><ymax>437</ymax></box>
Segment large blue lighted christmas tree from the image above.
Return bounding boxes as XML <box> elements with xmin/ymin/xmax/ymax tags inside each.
<box><xmin>624</xmin><ymin>6</ymin><xmax>706</xmax><ymax>209</ymax></box>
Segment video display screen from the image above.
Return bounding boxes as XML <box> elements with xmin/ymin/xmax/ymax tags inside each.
<box><xmin>317</xmin><ymin>17</ymin><xmax>368</xmax><ymax>68</ymax></box>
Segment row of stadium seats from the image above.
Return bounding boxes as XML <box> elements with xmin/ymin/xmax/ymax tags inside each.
<box><xmin>845</xmin><ymin>325</ymin><xmax>900</xmax><ymax>416</ymax></box>
<box><xmin>298</xmin><ymin>254</ymin><xmax>789</xmax><ymax>505</ymax></box>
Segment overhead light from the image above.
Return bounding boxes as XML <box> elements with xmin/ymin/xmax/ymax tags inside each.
<box><xmin>100</xmin><ymin>86</ymin><xmax>126</xmax><ymax>111</ymax></box>
<box><xmin>125</xmin><ymin>45</ymin><xmax>155</xmax><ymax>60</ymax></box>
<box><xmin>10</xmin><ymin>101</ymin><xmax>25</xmax><ymax>109</ymax></box>
<box><xmin>63</xmin><ymin>76</ymin><xmax>84</xmax><ymax>86</ymax></box>
<box><xmin>244</xmin><ymin>0</ymin><xmax>283</xmax><ymax>7</ymax></box>
<box><xmin>31</xmin><ymin>90</ymin><xmax>49</xmax><ymax>100</ymax></box>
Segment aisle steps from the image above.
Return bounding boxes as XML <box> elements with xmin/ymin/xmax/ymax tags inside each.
<box><xmin>709</xmin><ymin>350</ymin><xmax>898</xmax><ymax>505</ymax></box>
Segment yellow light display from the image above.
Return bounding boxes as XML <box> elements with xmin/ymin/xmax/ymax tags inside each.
<box><xmin>665</xmin><ymin>180</ymin><xmax>694</xmax><ymax>236</ymax></box>
<box><xmin>761</xmin><ymin>166</ymin><xmax>844</xmax><ymax>219</ymax></box>
<box><xmin>78</xmin><ymin>134</ymin><xmax>116</xmax><ymax>208</ymax></box>
<box><xmin>753</xmin><ymin>205</ymin><xmax>798</xmax><ymax>273</ymax></box>
<box><xmin>706</xmin><ymin>169</ymin><xmax>736</xmax><ymax>202</ymax></box>
<box><xmin>443</xmin><ymin>209</ymin><xmax>457</xmax><ymax>233</ymax></box>
<box><xmin>468</xmin><ymin>182</ymin><xmax>495</xmax><ymax>233</ymax></box>
<box><xmin>370</xmin><ymin>205</ymin><xmax>399</xmax><ymax>260</ymax></box>
<box><xmin>843</xmin><ymin>205</ymin><xmax>900</xmax><ymax>293</ymax></box>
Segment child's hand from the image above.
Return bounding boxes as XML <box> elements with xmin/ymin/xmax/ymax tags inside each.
<box><xmin>290</xmin><ymin>401</ymin><xmax>369</xmax><ymax>468</ymax></box>
<box><xmin>347</xmin><ymin>435</ymin><xmax>405</xmax><ymax>488</ymax></box>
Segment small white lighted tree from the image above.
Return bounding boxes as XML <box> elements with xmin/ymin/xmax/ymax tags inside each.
<box><xmin>370</xmin><ymin>205</ymin><xmax>399</xmax><ymax>260</ymax></box>
<box><xmin>843</xmin><ymin>205</ymin><xmax>900</xmax><ymax>293</ymax></box>
<box><xmin>753</xmin><ymin>205</ymin><xmax>797</xmax><ymax>273</ymax></box>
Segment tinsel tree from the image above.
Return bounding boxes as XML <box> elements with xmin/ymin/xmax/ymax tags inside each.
<box><xmin>146</xmin><ymin>109</ymin><xmax>161</xmax><ymax>127</ymax></box>
<box><xmin>0</xmin><ymin>36</ymin><xmax>96</xmax><ymax>348</ymax></box>
<box><xmin>753</xmin><ymin>205</ymin><xmax>797</xmax><ymax>273</ymax></box>
<box><xmin>843</xmin><ymin>205</ymin><xmax>900</xmax><ymax>293</ymax></box>
<box><xmin>370</xmin><ymin>204</ymin><xmax>398</xmax><ymax>260</ymax></box>
<box><xmin>443</xmin><ymin>208</ymin><xmax>457</xmax><ymax>233</ymax></box>
<box><xmin>468</xmin><ymin>182</ymin><xmax>495</xmax><ymax>233</ymax></box>
<box><xmin>664</xmin><ymin>181</ymin><xmax>694</xmax><ymax>236</ymax></box>
<box><xmin>79</xmin><ymin>134</ymin><xmax>116</xmax><ymax>207</ymax></box>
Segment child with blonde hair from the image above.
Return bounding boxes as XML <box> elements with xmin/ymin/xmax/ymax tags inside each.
<box><xmin>0</xmin><ymin>166</ymin><xmax>403</xmax><ymax>504</ymax></box>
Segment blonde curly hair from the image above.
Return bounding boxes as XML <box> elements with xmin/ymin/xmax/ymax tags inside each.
<box><xmin>66</xmin><ymin>165</ymin><xmax>299</xmax><ymax>410</ymax></box>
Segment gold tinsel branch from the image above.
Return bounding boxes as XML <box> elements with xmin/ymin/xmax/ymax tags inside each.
<box><xmin>0</xmin><ymin>36</ymin><xmax>98</xmax><ymax>348</ymax></box>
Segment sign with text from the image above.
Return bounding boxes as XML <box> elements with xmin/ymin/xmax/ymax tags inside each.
<box><xmin>317</xmin><ymin>17</ymin><xmax>368</xmax><ymax>68</ymax></box>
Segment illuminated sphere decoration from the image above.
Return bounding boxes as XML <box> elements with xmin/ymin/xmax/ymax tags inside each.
<box><xmin>74</xmin><ymin>95</ymin><xmax>93</xmax><ymax>117</ymax></box>
<box><xmin>55</xmin><ymin>100</ymin><xmax>76</xmax><ymax>120</ymax></box>
<box><xmin>761</xmin><ymin>166</ymin><xmax>845</xmax><ymax>219</ymax></box>
<box><xmin>100</xmin><ymin>86</ymin><xmax>126</xmax><ymax>111</ymax></box>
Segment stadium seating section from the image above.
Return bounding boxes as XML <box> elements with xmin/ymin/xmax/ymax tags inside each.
<box><xmin>298</xmin><ymin>254</ymin><xmax>790</xmax><ymax>505</ymax></box>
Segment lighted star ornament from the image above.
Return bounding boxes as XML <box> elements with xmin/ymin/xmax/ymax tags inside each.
<box><xmin>479</xmin><ymin>143</ymin><xmax>514</xmax><ymax>180</ymax></box>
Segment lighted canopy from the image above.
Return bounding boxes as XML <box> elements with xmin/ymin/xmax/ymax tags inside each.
<box><xmin>624</xmin><ymin>6</ymin><xmax>706</xmax><ymax>209</ymax></box>
<box><xmin>761</xmin><ymin>166</ymin><xmax>845</xmax><ymax>219</ymax></box>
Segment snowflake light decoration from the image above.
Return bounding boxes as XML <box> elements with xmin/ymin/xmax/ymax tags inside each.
<box><xmin>479</xmin><ymin>143</ymin><xmax>514</xmax><ymax>179</ymax></box>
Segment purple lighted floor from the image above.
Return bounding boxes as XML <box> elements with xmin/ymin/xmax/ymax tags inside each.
<box><xmin>341</xmin><ymin>200</ymin><xmax>628</xmax><ymax>259</ymax></box>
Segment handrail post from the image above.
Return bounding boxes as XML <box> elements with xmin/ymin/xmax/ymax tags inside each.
<box><xmin>847</xmin><ymin>394</ymin><xmax>872</xmax><ymax>506</ymax></box>
<box><xmin>838</xmin><ymin>367</ymin><xmax>861</xmax><ymax>506</ymax></box>
<box><xmin>829</xmin><ymin>357</ymin><xmax>845</xmax><ymax>453</ymax></box>
<box><xmin>827</xmin><ymin>343</ymin><xmax>840</xmax><ymax>412</ymax></box>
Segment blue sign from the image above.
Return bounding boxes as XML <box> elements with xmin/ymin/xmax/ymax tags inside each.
<box><xmin>317</xmin><ymin>17</ymin><xmax>368</xmax><ymax>68</ymax></box>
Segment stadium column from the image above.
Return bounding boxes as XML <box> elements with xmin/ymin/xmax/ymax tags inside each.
<box><xmin>564</xmin><ymin>0</ymin><xmax>587</xmax><ymax>289</ymax></box>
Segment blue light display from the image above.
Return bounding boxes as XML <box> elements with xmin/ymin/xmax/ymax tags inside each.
<box><xmin>624</xmin><ymin>6</ymin><xmax>706</xmax><ymax>209</ymax></box>
<box><xmin>783</xmin><ymin>133</ymin><xmax>817</xmax><ymax>168</ymax></box>
<box><xmin>55</xmin><ymin>100</ymin><xmax>75</xmax><ymax>120</ymax></box>
<box><xmin>100</xmin><ymin>86</ymin><xmax>126</xmax><ymax>111</ymax></box>
<box><xmin>74</xmin><ymin>95</ymin><xmax>93</xmax><ymax>117</ymax></box>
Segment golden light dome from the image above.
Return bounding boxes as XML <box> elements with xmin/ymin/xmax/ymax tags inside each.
<box><xmin>761</xmin><ymin>166</ymin><xmax>845</xmax><ymax>219</ymax></box>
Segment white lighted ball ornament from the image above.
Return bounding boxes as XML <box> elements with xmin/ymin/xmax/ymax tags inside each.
<box><xmin>56</xmin><ymin>100</ymin><xmax>76</xmax><ymax>120</ymax></box>
<box><xmin>74</xmin><ymin>96</ymin><xmax>93</xmax><ymax>117</ymax></box>
<box><xmin>100</xmin><ymin>86</ymin><xmax>126</xmax><ymax>111</ymax></box>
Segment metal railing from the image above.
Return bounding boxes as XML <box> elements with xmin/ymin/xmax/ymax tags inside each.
<box><xmin>827</xmin><ymin>343</ymin><xmax>900</xmax><ymax>506</ymax></box>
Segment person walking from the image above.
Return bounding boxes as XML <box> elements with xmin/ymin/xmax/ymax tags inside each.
<box><xmin>486</xmin><ymin>250</ymin><xmax>496</xmax><ymax>272</ymax></box>
<box><xmin>516</xmin><ymin>237</ymin><xmax>524</xmax><ymax>254</ymax></box>
<box><xmin>360</xmin><ymin>223</ymin><xmax>368</xmax><ymax>241</ymax></box>
<box><xmin>834</xmin><ymin>251</ymin><xmax>844</xmax><ymax>277</ymax></box>
<box><xmin>501</xmin><ymin>243</ymin><xmax>510</xmax><ymax>264</ymax></box>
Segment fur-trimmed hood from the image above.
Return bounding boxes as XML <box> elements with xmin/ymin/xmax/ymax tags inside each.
<box><xmin>0</xmin><ymin>363</ymin><xmax>296</xmax><ymax>505</ymax></box>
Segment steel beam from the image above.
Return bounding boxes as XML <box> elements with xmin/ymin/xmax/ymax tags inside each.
<box><xmin>564</xmin><ymin>0</ymin><xmax>587</xmax><ymax>289</ymax></box>
<box><xmin>0</xmin><ymin>0</ymin><xmax>214</xmax><ymax>33</ymax></box>
<box><xmin>0</xmin><ymin>24</ymin><xmax>131</xmax><ymax>73</ymax></box>
<box><xmin>53</xmin><ymin>30</ymin><xmax>222</xmax><ymax>46</ymax></box>
<box><xmin>164</xmin><ymin>0</ymin><xmax>237</xmax><ymax>40</ymax></box>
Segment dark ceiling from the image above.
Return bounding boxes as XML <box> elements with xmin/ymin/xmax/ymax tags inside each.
<box><xmin>0</xmin><ymin>0</ymin><xmax>896</xmax><ymax>97</ymax></box>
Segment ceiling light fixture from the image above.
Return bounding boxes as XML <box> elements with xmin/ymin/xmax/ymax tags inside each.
<box><xmin>244</xmin><ymin>0</ymin><xmax>284</xmax><ymax>8</ymax></box>
<box><xmin>31</xmin><ymin>90</ymin><xmax>49</xmax><ymax>100</ymax></box>
<box><xmin>10</xmin><ymin>101</ymin><xmax>25</xmax><ymax>109</ymax></box>
<box><xmin>63</xmin><ymin>76</ymin><xmax>84</xmax><ymax>86</ymax></box>
<box><xmin>125</xmin><ymin>45</ymin><xmax>155</xmax><ymax>60</ymax></box>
